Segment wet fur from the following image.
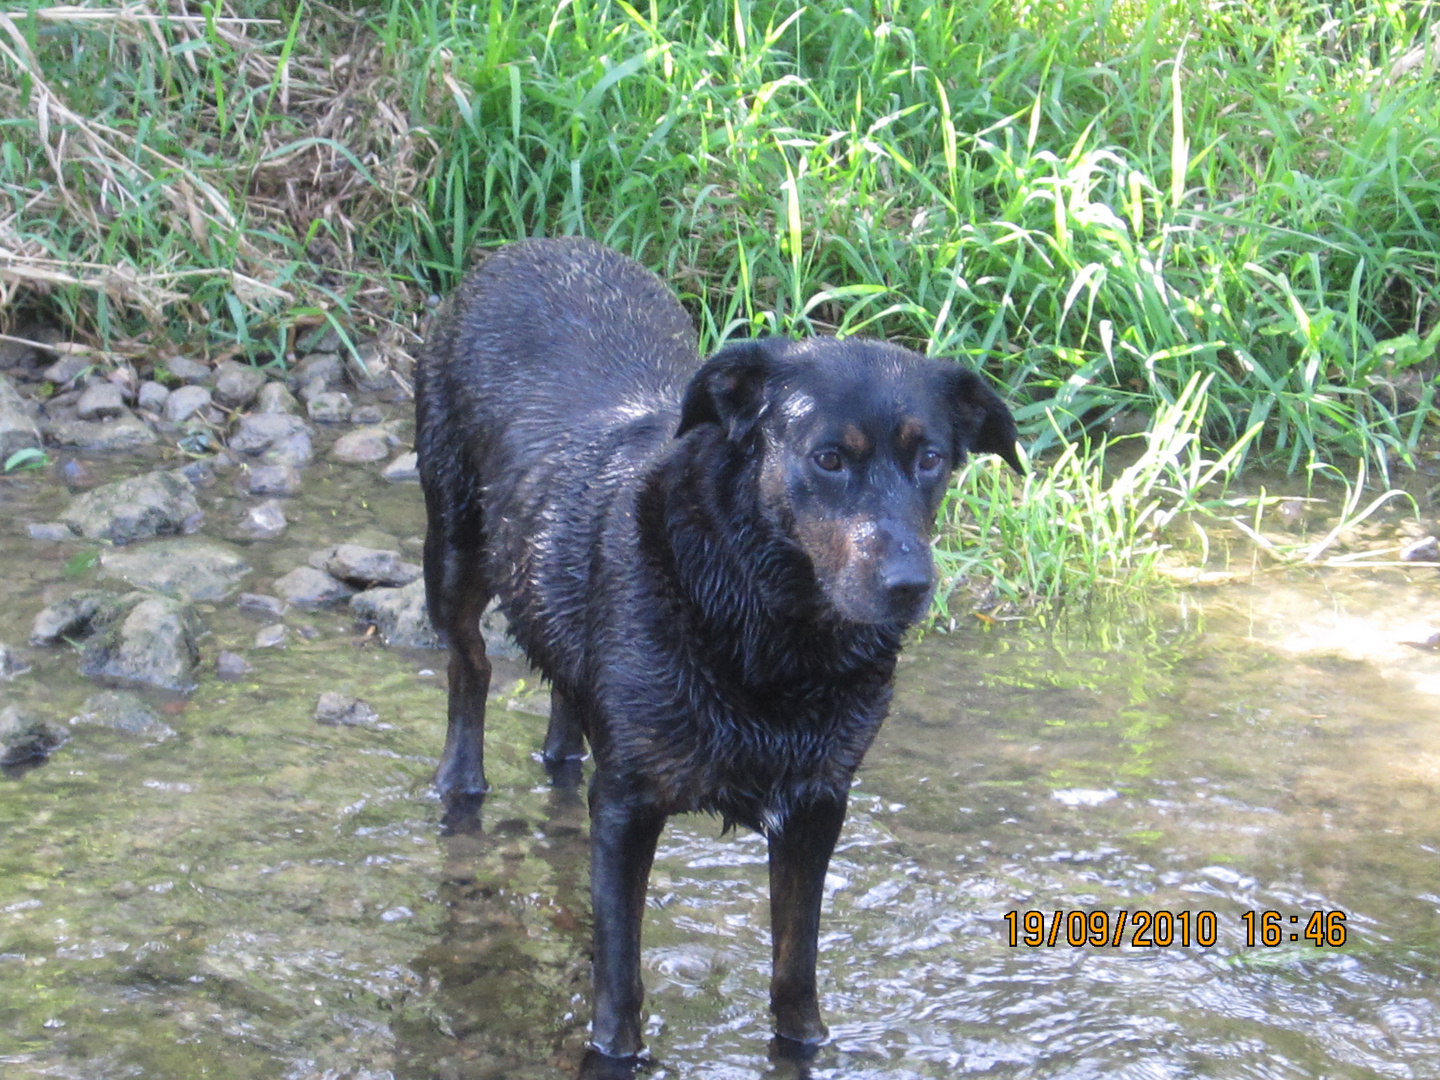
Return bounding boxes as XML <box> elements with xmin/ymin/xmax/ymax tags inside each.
<box><xmin>414</xmin><ymin>237</ymin><xmax>1020</xmax><ymax>1066</ymax></box>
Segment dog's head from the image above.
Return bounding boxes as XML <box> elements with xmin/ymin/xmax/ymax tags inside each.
<box><xmin>676</xmin><ymin>336</ymin><xmax>1021</xmax><ymax>626</ymax></box>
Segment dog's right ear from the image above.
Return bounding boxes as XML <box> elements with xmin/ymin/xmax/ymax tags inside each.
<box><xmin>676</xmin><ymin>341</ymin><xmax>776</xmax><ymax>442</ymax></box>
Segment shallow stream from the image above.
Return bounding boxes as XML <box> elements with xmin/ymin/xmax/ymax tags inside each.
<box><xmin>3</xmin><ymin>435</ymin><xmax>1440</xmax><ymax>1079</ymax></box>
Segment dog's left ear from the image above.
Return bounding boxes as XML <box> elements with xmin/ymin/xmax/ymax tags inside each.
<box><xmin>676</xmin><ymin>341</ymin><xmax>777</xmax><ymax>442</ymax></box>
<box><xmin>942</xmin><ymin>366</ymin><xmax>1024</xmax><ymax>474</ymax></box>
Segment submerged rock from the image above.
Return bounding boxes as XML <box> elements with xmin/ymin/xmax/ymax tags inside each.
<box><xmin>215</xmin><ymin>650</ymin><xmax>254</xmax><ymax>679</ymax></box>
<box><xmin>330</xmin><ymin>425</ymin><xmax>397</xmax><ymax>463</ymax></box>
<box><xmin>0</xmin><ymin>641</ymin><xmax>31</xmax><ymax>680</ymax></box>
<box><xmin>62</xmin><ymin>469</ymin><xmax>201</xmax><ymax>544</ymax></box>
<box><xmin>245</xmin><ymin>464</ymin><xmax>301</xmax><ymax>497</ymax></box>
<box><xmin>42</xmin><ymin>408</ymin><xmax>157</xmax><ymax>452</ymax></box>
<box><xmin>71</xmin><ymin>691</ymin><xmax>174</xmax><ymax>738</ymax></box>
<box><xmin>272</xmin><ymin>566</ymin><xmax>355</xmax><ymax>608</ymax></box>
<box><xmin>325</xmin><ymin>544</ymin><xmax>422</xmax><ymax>587</ymax></box>
<box><xmin>0</xmin><ymin>706</ymin><xmax>68</xmax><ymax>765</ymax></box>
<box><xmin>229</xmin><ymin>412</ymin><xmax>311</xmax><ymax>455</ymax></box>
<box><xmin>27</xmin><ymin>522</ymin><xmax>73</xmax><ymax>541</ymax></box>
<box><xmin>237</xmin><ymin>592</ymin><xmax>287</xmax><ymax>619</ymax></box>
<box><xmin>381</xmin><ymin>451</ymin><xmax>419</xmax><ymax>483</ymax></box>
<box><xmin>30</xmin><ymin>589</ymin><xmax>135</xmax><ymax>646</ymax></box>
<box><xmin>253</xmin><ymin>623</ymin><xmax>288</xmax><ymax>648</ymax></box>
<box><xmin>79</xmin><ymin>595</ymin><xmax>203</xmax><ymax>693</ymax></box>
<box><xmin>349</xmin><ymin>578</ymin><xmax>441</xmax><ymax>649</ymax></box>
<box><xmin>239</xmin><ymin>499</ymin><xmax>287</xmax><ymax>539</ymax></box>
<box><xmin>314</xmin><ymin>692</ymin><xmax>379</xmax><ymax>726</ymax></box>
<box><xmin>99</xmin><ymin>538</ymin><xmax>251</xmax><ymax>601</ymax></box>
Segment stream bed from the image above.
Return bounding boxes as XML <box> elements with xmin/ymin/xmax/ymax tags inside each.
<box><xmin>3</xmin><ymin>426</ymin><xmax>1440</xmax><ymax>1079</ymax></box>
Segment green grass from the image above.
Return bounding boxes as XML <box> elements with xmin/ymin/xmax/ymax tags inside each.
<box><xmin>2</xmin><ymin>0</ymin><xmax>1437</xmax><ymax>609</ymax></box>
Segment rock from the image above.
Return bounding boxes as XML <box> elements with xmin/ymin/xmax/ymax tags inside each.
<box><xmin>480</xmin><ymin>600</ymin><xmax>521</xmax><ymax>659</ymax></box>
<box><xmin>1400</xmin><ymin>535</ymin><xmax>1439</xmax><ymax>562</ymax></box>
<box><xmin>106</xmin><ymin>363</ymin><xmax>139</xmax><ymax>402</ymax></box>
<box><xmin>287</xmin><ymin>352</ymin><xmax>343</xmax><ymax>395</ymax></box>
<box><xmin>30</xmin><ymin>589</ymin><xmax>134</xmax><ymax>646</ymax></box>
<box><xmin>62</xmin><ymin>469</ymin><xmax>201</xmax><ymax>544</ymax></box>
<box><xmin>325</xmin><ymin>544</ymin><xmax>422</xmax><ymax>587</ymax></box>
<box><xmin>136</xmin><ymin>380</ymin><xmax>171</xmax><ymax>412</ymax></box>
<box><xmin>254</xmin><ymin>623</ymin><xmax>288</xmax><ymax>648</ymax></box>
<box><xmin>306</xmin><ymin>391</ymin><xmax>352</xmax><ymax>423</ymax></box>
<box><xmin>272</xmin><ymin>566</ymin><xmax>354</xmax><ymax>608</ymax></box>
<box><xmin>212</xmin><ymin>361</ymin><xmax>268</xmax><ymax>409</ymax></box>
<box><xmin>79</xmin><ymin>595</ymin><xmax>202</xmax><ymax>693</ymax></box>
<box><xmin>314</xmin><ymin>691</ymin><xmax>378</xmax><ymax>726</ymax></box>
<box><xmin>255</xmin><ymin>381</ymin><xmax>299</xmax><ymax>414</ymax></box>
<box><xmin>163</xmin><ymin>356</ymin><xmax>212</xmax><ymax>385</ymax></box>
<box><xmin>330</xmin><ymin>425</ymin><xmax>396</xmax><ymax>463</ymax></box>
<box><xmin>240</xmin><ymin>499</ymin><xmax>287</xmax><ymax>539</ymax></box>
<box><xmin>381</xmin><ymin>451</ymin><xmax>419</xmax><ymax>483</ymax></box>
<box><xmin>0</xmin><ymin>373</ymin><xmax>44</xmax><ymax>460</ymax></box>
<box><xmin>350</xmin><ymin>404</ymin><xmax>385</xmax><ymax>425</ymax></box>
<box><xmin>179</xmin><ymin>459</ymin><xmax>216</xmax><ymax>488</ymax></box>
<box><xmin>0</xmin><ymin>642</ymin><xmax>31</xmax><ymax>680</ymax></box>
<box><xmin>349</xmin><ymin>578</ymin><xmax>442</xmax><ymax>649</ymax></box>
<box><xmin>75</xmin><ymin>381</ymin><xmax>125</xmax><ymax>421</ymax></box>
<box><xmin>260</xmin><ymin>430</ymin><xmax>312</xmax><ymax>467</ymax></box>
<box><xmin>43</xmin><ymin>354</ymin><xmax>90</xmax><ymax>385</ymax></box>
<box><xmin>27</xmin><ymin>522</ymin><xmax>73</xmax><ymax>541</ymax></box>
<box><xmin>229</xmin><ymin>412</ymin><xmax>310</xmax><ymax>455</ymax></box>
<box><xmin>98</xmin><ymin>538</ymin><xmax>251</xmax><ymax>601</ymax></box>
<box><xmin>246</xmin><ymin>464</ymin><xmax>301</xmax><ymax>496</ymax></box>
<box><xmin>165</xmin><ymin>384</ymin><xmax>212</xmax><ymax>423</ymax></box>
<box><xmin>237</xmin><ymin>592</ymin><xmax>287</xmax><ymax>619</ymax></box>
<box><xmin>0</xmin><ymin>706</ymin><xmax>67</xmax><ymax>765</ymax></box>
<box><xmin>298</xmin><ymin>324</ymin><xmax>342</xmax><ymax>354</ymax></box>
<box><xmin>345</xmin><ymin>341</ymin><xmax>395</xmax><ymax>392</ymax></box>
<box><xmin>71</xmin><ymin>691</ymin><xmax>174</xmax><ymax>738</ymax></box>
<box><xmin>41</xmin><ymin>409</ymin><xmax>158</xmax><ymax>452</ymax></box>
<box><xmin>216</xmin><ymin>650</ymin><xmax>254</xmax><ymax>679</ymax></box>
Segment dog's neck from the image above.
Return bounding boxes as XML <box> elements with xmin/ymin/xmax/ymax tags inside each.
<box><xmin>637</xmin><ymin>431</ymin><xmax>905</xmax><ymax>692</ymax></box>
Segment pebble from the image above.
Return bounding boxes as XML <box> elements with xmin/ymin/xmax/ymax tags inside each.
<box><xmin>326</xmin><ymin>544</ymin><xmax>422</xmax><ymax>587</ymax></box>
<box><xmin>238</xmin><ymin>593</ymin><xmax>288</xmax><ymax>619</ymax></box>
<box><xmin>307</xmin><ymin>391</ymin><xmax>352</xmax><ymax>424</ymax></box>
<box><xmin>381</xmin><ymin>451</ymin><xmax>419</xmax><ymax>483</ymax></box>
<box><xmin>136</xmin><ymin>381</ymin><xmax>171</xmax><ymax>413</ymax></box>
<box><xmin>255</xmin><ymin>381</ymin><xmax>299</xmax><ymax>415</ymax></box>
<box><xmin>215</xmin><ymin>651</ymin><xmax>254</xmax><ymax>679</ymax></box>
<box><xmin>272</xmin><ymin>566</ymin><xmax>354</xmax><ymax>608</ymax></box>
<box><xmin>71</xmin><ymin>690</ymin><xmax>174</xmax><ymax>738</ymax></box>
<box><xmin>42</xmin><ymin>354</ymin><xmax>90</xmax><ymax>385</ymax></box>
<box><xmin>1400</xmin><ymin>535</ymin><xmax>1439</xmax><ymax>562</ymax></box>
<box><xmin>0</xmin><ymin>706</ymin><xmax>67</xmax><ymax>765</ymax></box>
<box><xmin>246</xmin><ymin>464</ymin><xmax>302</xmax><ymax>497</ymax></box>
<box><xmin>254</xmin><ymin>623</ymin><xmax>288</xmax><ymax>648</ymax></box>
<box><xmin>27</xmin><ymin>522</ymin><xmax>74</xmax><ymax>541</ymax></box>
<box><xmin>0</xmin><ymin>642</ymin><xmax>31</xmax><ymax>680</ymax></box>
<box><xmin>229</xmin><ymin>412</ymin><xmax>310</xmax><ymax>454</ymax></box>
<box><xmin>330</xmin><ymin>425</ymin><xmax>395</xmax><ymax>463</ymax></box>
<box><xmin>164</xmin><ymin>356</ymin><xmax>212</xmax><ymax>384</ymax></box>
<box><xmin>314</xmin><ymin>691</ymin><xmax>378</xmax><ymax>726</ymax></box>
<box><xmin>212</xmin><ymin>361</ymin><xmax>268</xmax><ymax>409</ymax></box>
<box><xmin>349</xmin><ymin>403</ymin><xmax>385</xmax><ymax>425</ymax></box>
<box><xmin>75</xmin><ymin>381</ymin><xmax>126</xmax><ymax>421</ymax></box>
<box><xmin>240</xmin><ymin>499</ymin><xmax>288</xmax><ymax>539</ymax></box>
<box><xmin>287</xmin><ymin>352</ymin><xmax>343</xmax><ymax>396</ymax></box>
<box><xmin>165</xmin><ymin>385</ymin><xmax>212</xmax><ymax>423</ymax></box>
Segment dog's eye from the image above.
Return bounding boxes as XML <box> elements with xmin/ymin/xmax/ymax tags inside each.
<box><xmin>917</xmin><ymin>448</ymin><xmax>944</xmax><ymax>472</ymax></box>
<box><xmin>813</xmin><ymin>449</ymin><xmax>844</xmax><ymax>473</ymax></box>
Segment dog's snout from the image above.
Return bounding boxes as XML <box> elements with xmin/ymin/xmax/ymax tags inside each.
<box><xmin>878</xmin><ymin>541</ymin><xmax>934</xmax><ymax>617</ymax></box>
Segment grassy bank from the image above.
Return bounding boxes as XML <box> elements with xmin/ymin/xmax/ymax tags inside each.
<box><xmin>3</xmin><ymin>0</ymin><xmax>1438</xmax><ymax>606</ymax></box>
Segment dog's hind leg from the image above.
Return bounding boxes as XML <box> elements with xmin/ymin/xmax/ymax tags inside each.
<box><xmin>767</xmin><ymin>794</ymin><xmax>847</xmax><ymax>1045</ymax></box>
<box><xmin>542</xmin><ymin>687</ymin><xmax>587</xmax><ymax>786</ymax></box>
<box><xmin>586</xmin><ymin>784</ymin><xmax>667</xmax><ymax>1060</ymax></box>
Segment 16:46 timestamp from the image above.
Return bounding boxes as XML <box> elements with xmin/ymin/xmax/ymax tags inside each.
<box><xmin>1242</xmin><ymin>910</ymin><xmax>1347</xmax><ymax>947</ymax></box>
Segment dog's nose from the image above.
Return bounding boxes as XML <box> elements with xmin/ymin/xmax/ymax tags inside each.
<box><xmin>878</xmin><ymin>548</ymin><xmax>933</xmax><ymax>617</ymax></box>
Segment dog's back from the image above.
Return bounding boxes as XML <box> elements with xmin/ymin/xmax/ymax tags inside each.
<box><xmin>415</xmin><ymin>238</ymin><xmax>699</xmax><ymax>681</ymax></box>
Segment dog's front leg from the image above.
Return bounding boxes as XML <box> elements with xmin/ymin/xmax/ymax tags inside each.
<box><xmin>767</xmin><ymin>793</ymin><xmax>847</xmax><ymax>1045</ymax></box>
<box><xmin>587</xmin><ymin>785</ymin><xmax>666</xmax><ymax>1059</ymax></box>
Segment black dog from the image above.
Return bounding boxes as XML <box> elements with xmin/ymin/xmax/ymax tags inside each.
<box><xmin>415</xmin><ymin>237</ymin><xmax>1020</xmax><ymax>1066</ymax></box>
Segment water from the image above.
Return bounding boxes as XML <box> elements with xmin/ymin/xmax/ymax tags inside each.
<box><xmin>3</xmin><ymin>435</ymin><xmax>1440</xmax><ymax>1079</ymax></box>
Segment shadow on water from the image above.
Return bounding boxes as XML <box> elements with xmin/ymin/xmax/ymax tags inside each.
<box><xmin>4</xmin><ymin>441</ymin><xmax>1440</xmax><ymax>1078</ymax></box>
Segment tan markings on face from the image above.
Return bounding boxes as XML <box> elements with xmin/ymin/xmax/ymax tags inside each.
<box><xmin>842</xmin><ymin>424</ymin><xmax>870</xmax><ymax>454</ymax></box>
<box><xmin>791</xmin><ymin>514</ymin><xmax>878</xmax><ymax>601</ymax></box>
<box><xmin>896</xmin><ymin>417</ymin><xmax>925</xmax><ymax>449</ymax></box>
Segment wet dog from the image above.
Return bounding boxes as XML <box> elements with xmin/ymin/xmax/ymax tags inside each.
<box><xmin>415</xmin><ymin>237</ymin><xmax>1020</xmax><ymax>1068</ymax></box>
